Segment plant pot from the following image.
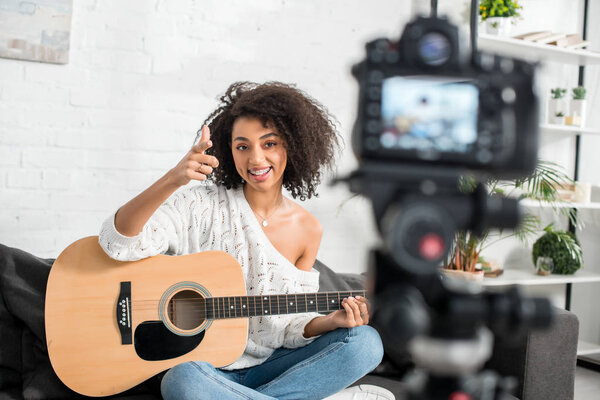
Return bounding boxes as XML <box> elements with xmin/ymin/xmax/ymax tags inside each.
<box><xmin>548</xmin><ymin>98</ymin><xmax>568</xmax><ymax>124</ymax></box>
<box><xmin>442</xmin><ymin>269</ymin><xmax>484</xmax><ymax>283</ymax></box>
<box><xmin>569</xmin><ymin>99</ymin><xmax>587</xmax><ymax>127</ymax></box>
<box><xmin>484</xmin><ymin>17</ymin><xmax>513</xmax><ymax>36</ymax></box>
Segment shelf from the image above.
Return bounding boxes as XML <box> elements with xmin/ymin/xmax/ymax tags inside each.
<box><xmin>520</xmin><ymin>198</ymin><xmax>600</xmax><ymax>210</ymax></box>
<box><xmin>477</xmin><ymin>34</ymin><xmax>600</xmax><ymax>65</ymax></box>
<box><xmin>482</xmin><ymin>269</ymin><xmax>600</xmax><ymax>287</ymax></box>
<box><xmin>540</xmin><ymin>124</ymin><xmax>600</xmax><ymax>136</ymax></box>
<box><xmin>578</xmin><ymin>340</ymin><xmax>600</xmax><ymax>356</ymax></box>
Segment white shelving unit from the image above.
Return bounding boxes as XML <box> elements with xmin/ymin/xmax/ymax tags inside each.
<box><xmin>540</xmin><ymin>123</ymin><xmax>600</xmax><ymax>137</ymax></box>
<box><xmin>477</xmin><ymin>31</ymin><xmax>600</xmax><ymax>358</ymax></box>
<box><xmin>483</xmin><ymin>269</ymin><xmax>600</xmax><ymax>287</ymax></box>
<box><xmin>483</xmin><ymin>270</ymin><xmax>600</xmax><ymax>356</ymax></box>
<box><xmin>520</xmin><ymin>198</ymin><xmax>600</xmax><ymax>210</ymax></box>
<box><xmin>478</xmin><ymin>33</ymin><xmax>600</xmax><ymax>65</ymax></box>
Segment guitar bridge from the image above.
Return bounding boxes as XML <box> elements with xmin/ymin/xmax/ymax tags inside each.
<box><xmin>117</xmin><ymin>282</ymin><xmax>132</xmax><ymax>345</ymax></box>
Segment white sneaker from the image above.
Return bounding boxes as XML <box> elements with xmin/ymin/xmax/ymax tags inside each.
<box><xmin>322</xmin><ymin>384</ymin><xmax>396</xmax><ymax>400</ymax></box>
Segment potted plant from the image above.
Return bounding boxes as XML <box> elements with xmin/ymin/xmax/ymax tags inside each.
<box><xmin>568</xmin><ymin>86</ymin><xmax>586</xmax><ymax>127</ymax></box>
<box><xmin>535</xmin><ymin>256</ymin><xmax>554</xmax><ymax>276</ymax></box>
<box><xmin>553</xmin><ymin>112</ymin><xmax>565</xmax><ymax>125</ymax></box>
<box><xmin>480</xmin><ymin>0</ymin><xmax>523</xmax><ymax>36</ymax></box>
<box><xmin>532</xmin><ymin>224</ymin><xmax>583</xmax><ymax>275</ymax></box>
<box><xmin>444</xmin><ymin>160</ymin><xmax>579</xmax><ymax>280</ymax></box>
<box><xmin>548</xmin><ymin>88</ymin><xmax>567</xmax><ymax>125</ymax></box>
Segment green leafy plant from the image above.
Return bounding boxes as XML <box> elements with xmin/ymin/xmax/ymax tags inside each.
<box><xmin>572</xmin><ymin>86</ymin><xmax>586</xmax><ymax>100</ymax></box>
<box><xmin>479</xmin><ymin>0</ymin><xmax>523</xmax><ymax>21</ymax></box>
<box><xmin>551</xmin><ymin>88</ymin><xmax>567</xmax><ymax>99</ymax></box>
<box><xmin>446</xmin><ymin>160</ymin><xmax>580</xmax><ymax>272</ymax></box>
<box><xmin>532</xmin><ymin>224</ymin><xmax>583</xmax><ymax>274</ymax></box>
<box><xmin>555</xmin><ymin>112</ymin><xmax>565</xmax><ymax>117</ymax></box>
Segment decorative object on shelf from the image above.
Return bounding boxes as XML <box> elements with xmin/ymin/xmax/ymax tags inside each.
<box><xmin>574</xmin><ymin>182</ymin><xmax>592</xmax><ymax>203</ymax></box>
<box><xmin>568</xmin><ymin>86</ymin><xmax>587</xmax><ymax>127</ymax></box>
<box><xmin>479</xmin><ymin>0</ymin><xmax>522</xmax><ymax>36</ymax></box>
<box><xmin>550</xmin><ymin>181</ymin><xmax>592</xmax><ymax>204</ymax></box>
<box><xmin>480</xmin><ymin>257</ymin><xmax>504</xmax><ymax>277</ymax></box>
<box><xmin>532</xmin><ymin>224</ymin><xmax>583</xmax><ymax>275</ymax></box>
<box><xmin>535</xmin><ymin>256</ymin><xmax>554</xmax><ymax>276</ymax></box>
<box><xmin>444</xmin><ymin>160</ymin><xmax>578</xmax><ymax>280</ymax></box>
<box><xmin>533</xmin><ymin>32</ymin><xmax>567</xmax><ymax>45</ymax></box>
<box><xmin>553</xmin><ymin>182</ymin><xmax>577</xmax><ymax>202</ymax></box>
<box><xmin>551</xmin><ymin>33</ymin><xmax>590</xmax><ymax>49</ymax></box>
<box><xmin>553</xmin><ymin>112</ymin><xmax>565</xmax><ymax>124</ymax></box>
<box><xmin>548</xmin><ymin>88</ymin><xmax>568</xmax><ymax>124</ymax></box>
<box><xmin>513</xmin><ymin>31</ymin><xmax>591</xmax><ymax>48</ymax></box>
<box><xmin>513</xmin><ymin>31</ymin><xmax>553</xmax><ymax>41</ymax></box>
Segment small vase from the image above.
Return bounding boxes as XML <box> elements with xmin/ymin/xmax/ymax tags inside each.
<box><xmin>484</xmin><ymin>17</ymin><xmax>513</xmax><ymax>36</ymax></box>
<box><xmin>570</xmin><ymin>99</ymin><xmax>587</xmax><ymax>127</ymax></box>
<box><xmin>535</xmin><ymin>256</ymin><xmax>554</xmax><ymax>276</ymax></box>
<box><xmin>548</xmin><ymin>98</ymin><xmax>568</xmax><ymax>124</ymax></box>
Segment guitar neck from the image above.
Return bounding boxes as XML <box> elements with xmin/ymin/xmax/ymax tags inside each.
<box><xmin>205</xmin><ymin>290</ymin><xmax>366</xmax><ymax>320</ymax></box>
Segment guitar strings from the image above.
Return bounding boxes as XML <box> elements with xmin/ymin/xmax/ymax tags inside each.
<box><xmin>129</xmin><ymin>292</ymin><xmax>367</xmax><ymax>308</ymax></box>
<box><xmin>129</xmin><ymin>291</ymin><xmax>367</xmax><ymax>304</ymax></box>
<box><xmin>128</xmin><ymin>291</ymin><xmax>368</xmax><ymax>316</ymax></box>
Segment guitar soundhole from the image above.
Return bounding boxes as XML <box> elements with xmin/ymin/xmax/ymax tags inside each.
<box><xmin>167</xmin><ymin>290</ymin><xmax>206</xmax><ymax>330</ymax></box>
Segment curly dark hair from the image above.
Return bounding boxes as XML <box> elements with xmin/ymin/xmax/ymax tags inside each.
<box><xmin>197</xmin><ymin>81</ymin><xmax>341</xmax><ymax>200</ymax></box>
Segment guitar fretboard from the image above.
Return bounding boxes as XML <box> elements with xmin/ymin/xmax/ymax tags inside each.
<box><xmin>204</xmin><ymin>291</ymin><xmax>366</xmax><ymax>319</ymax></box>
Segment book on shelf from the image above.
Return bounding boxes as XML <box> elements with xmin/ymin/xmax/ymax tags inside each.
<box><xmin>513</xmin><ymin>31</ymin><xmax>553</xmax><ymax>41</ymax></box>
<box><xmin>551</xmin><ymin>34</ymin><xmax>590</xmax><ymax>49</ymax></box>
<box><xmin>534</xmin><ymin>33</ymin><xmax>567</xmax><ymax>44</ymax></box>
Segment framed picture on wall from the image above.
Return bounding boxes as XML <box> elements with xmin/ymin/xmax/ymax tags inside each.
<box><xmin>0</xmin><ymin>0</ymin><xmax>73</xmax><ymax>64</ymax></box>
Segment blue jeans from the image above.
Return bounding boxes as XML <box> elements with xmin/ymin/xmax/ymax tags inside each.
<box><xmin>161</xmin><ymin>325</ymin><xmax>384</xmax><ymax>400</ymax></box>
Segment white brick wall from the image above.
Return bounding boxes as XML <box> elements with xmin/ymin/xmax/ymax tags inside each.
<box><xmin>0</xmin><ymin>0</ymin><xmax>423</xmax><ymax>271</ymax></box>
<box><xmin>3</xmin><ymin>0</ymin><xmax>600</xmax><ymax>349</ymax></box>
<box><xmin>2</xmin><ymin>0</ymin><xmax>597</xmax><ymax>284</ymax></box>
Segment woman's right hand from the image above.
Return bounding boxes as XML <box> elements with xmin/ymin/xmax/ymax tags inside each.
<box><xmin>169</xmin><ymin>125</ymin><xmax>220</xmax><ymax>187</ymax></box>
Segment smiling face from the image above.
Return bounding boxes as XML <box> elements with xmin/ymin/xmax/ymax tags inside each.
<box><xmin>231</xmin><ymin>117</ymin><xmax>288</xmax><ymax>193</ymax></box>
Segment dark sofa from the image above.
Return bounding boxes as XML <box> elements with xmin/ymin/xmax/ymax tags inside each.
<box><xmin>0</xmin><ymin>244</ymin><xmax>578</xmax><ymax>400</ymax></box>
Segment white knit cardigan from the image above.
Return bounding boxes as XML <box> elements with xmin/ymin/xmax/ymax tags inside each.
<box><xmin>99</xmin><ymin>183</ymin><xmax>321</xmax><ymax>370</ymax></box>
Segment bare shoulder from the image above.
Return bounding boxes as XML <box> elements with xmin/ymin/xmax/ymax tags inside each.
<box><xmin>285</xmin><ymin>199</ymin><xmax>323</xmax><ymax>271</ymax></box>
<box><xmin>286</xmin><ymin>199</ymin><xmax>322</xmax><ymax>236</ymax></box>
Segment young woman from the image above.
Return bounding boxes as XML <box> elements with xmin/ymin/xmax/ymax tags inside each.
<box><xmin>98</xmin><ymin>81</ymin><xmax>384</xmax><ymax>400</ymax></box>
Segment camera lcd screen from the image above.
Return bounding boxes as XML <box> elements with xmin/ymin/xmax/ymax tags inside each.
<box><xmin>380</xmin><ymin>76</ymin><xmax>479</xmax><ymax>157</ymax></box>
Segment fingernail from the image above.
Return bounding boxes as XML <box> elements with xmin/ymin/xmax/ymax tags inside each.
<box><xmin>207</xmin><ymin>140</ymin><xmax>212</xmax><ymax>146</ymax></box>
<box><xmin>356</xmin><ymin>296</ymin><xmax>362</xmax><ymax>299</ymax></box>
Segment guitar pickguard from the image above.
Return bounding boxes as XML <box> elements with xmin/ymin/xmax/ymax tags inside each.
<box><xmin>134</xmin><ymin>321</ymin><xmax>205</xmax><ymax>361</ymax></box>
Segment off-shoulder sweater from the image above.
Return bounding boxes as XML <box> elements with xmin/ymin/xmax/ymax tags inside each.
<box><xmin>98</xmin><ymin>183</ymin><xmax>321</xmax><ymax>370</ymax></box>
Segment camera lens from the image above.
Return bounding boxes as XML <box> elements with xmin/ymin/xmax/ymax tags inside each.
<box><xmin>417</xmin><ymin>32</ymin><xmax>451</xmax><ymax>67</ymax></box>
<box><xmin>384</xmin><ymin>202</ymin><xmax>455</xmax><ymax>274</ymax></box>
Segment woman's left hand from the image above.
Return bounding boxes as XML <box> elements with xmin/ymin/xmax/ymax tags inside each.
<box><xmin>329</xmin><ymin>296</ymin><xmax>370</xmax><ymax>328</ymax></box>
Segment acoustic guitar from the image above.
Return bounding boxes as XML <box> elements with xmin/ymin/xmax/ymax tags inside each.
<box><xmin>45</xmin><ymin>236</ymin><xmax>366</xmax><ymax>397</ymax></box>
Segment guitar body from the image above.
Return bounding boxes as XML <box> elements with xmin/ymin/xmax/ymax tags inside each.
<box><xmin>45</xmin><ymin>236</ymin><xmax>248</xmax><ymax>397</ymax></box>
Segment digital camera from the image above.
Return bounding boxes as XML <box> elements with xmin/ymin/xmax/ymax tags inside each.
<box><xmin>352</xmin><ymin>16</ymin><xmax>539</xmax><ymax>180</ymax></box>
